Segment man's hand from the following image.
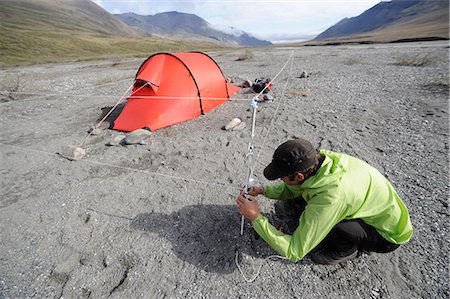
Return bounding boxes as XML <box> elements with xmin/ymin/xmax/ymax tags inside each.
<box><xmin>240</xmin><ymin>184</ymin><xmax>264</xmax><ymax>196</ymax></box>
<box><xmin>248</xmin><ymin>184</ymin><xmax>264</xmax><ymax>196</ymax></box>
<box><xmin>236</xmin><ymin>193</ymin><xmax>261</xmax><ymax>221</ymax></box>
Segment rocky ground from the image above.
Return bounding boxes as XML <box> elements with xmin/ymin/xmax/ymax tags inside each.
<box><xmin>0</xmin><ymin>41</ymin><xmax>448</xmax><ymax>298</ymax></box>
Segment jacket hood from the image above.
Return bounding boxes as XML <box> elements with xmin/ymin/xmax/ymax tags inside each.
<box><xmin>300</xmin><ymin>149</ymin><xmax>348</xmax><ymax>189</ymax></box>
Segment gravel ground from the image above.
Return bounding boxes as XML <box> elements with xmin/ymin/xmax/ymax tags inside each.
<box><xmin>0</xmin><ymin>41</ymin><xmax>448</xmax><ymax>298</ymax></box>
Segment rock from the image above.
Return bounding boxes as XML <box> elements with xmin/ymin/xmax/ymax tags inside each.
<box><xmin>224</xmin><ymin>118</ymin><xmax>241</xmax><ymax>131</ymax></box>
<box><xmin>58</xmin><ymin>145</ymin><xmax>86</xmax><ymax>161</ymax></box>
<box><xmin>124</xmin><ymin>129</ymin><xmax>152</xmax><ymax>145</ymax></box>
<box><xmin>226</xmin><ymin>77</ymin><xmax>234</xmax><ymax>83</ymax></box>
<box><xmin>78</xmin><ymin>211</ymin><xmax>91</xmax><ymax>223</ymax></box>
<box><xmin>108</xmin><ymin>135</ymin><xmax>126</xmax><ymax>146</ymax></box>
<box><xmin>88</xmin><ymin>127</ymin><xmax>103</xmax><ymax>136</ymax></box>
<box><xmin>371</xmin><ymin>289</ymin><xmax>380</xmax><ymax>297</ymax></box>
<box><xmin>298</xmin><ymin>71</ymin><xmax>309</xmax><ymax>78</ymax></box>
<box><xmin>97</xmin><ymin>121</ymin><xmax>110</xmax><ymax>130</ymax></box>
<box><xmin>262</xmin><ymin>94</ymin><xmax>274</xmax><ymax>102</ymax></box>
<box><xmin>240</xmin><ymin>79</ymin><xmax>253</xmax><ymax>88</ymax></box>
<box><xmin>232</xmin><ymin>121</ymin><xmax>246</xmax><ymax>131</ymax></box>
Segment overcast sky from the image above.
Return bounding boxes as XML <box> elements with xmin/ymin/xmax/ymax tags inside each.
<box><xmin>93</xmin><ymin>0</ymin><xmax>383</xmax><ymax>42</ymax></box>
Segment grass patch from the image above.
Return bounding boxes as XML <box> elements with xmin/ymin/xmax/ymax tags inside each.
<box><xmin>96</xmin><ymin>76</ymin><xmax>123</xmax><ymax>85</ymax></box>
<box><xmin>288</xmin><ymin>89</ymin><xmax>309</xmax><ymax>97</ymax></box>
<box><xmin>343</xmin><ymin>57</ymin><xmax>362</xmax><ymax>65</ymax></box>
<box><xmin>0</xmin><ymin>74</ymin><xmax>20</xmax><ymax>102</ymax></box>
<box><xmin>394</xmin><ymin>54</ymin><xmax>437</xmax><ymax>67</ymax></box>
<box><xmin>422</xmin><ymin>75</ymin><xmax>449</xmax><ymax>95</ymax></box>
<box><xmin>236</xmin><ymin>49</ymin><xmax>254</xmax><ymax>61</ymax></box>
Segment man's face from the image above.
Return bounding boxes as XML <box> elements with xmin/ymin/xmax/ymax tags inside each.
<box><xmin>281</xmin><ymin>172</ymin><xmax>303</xmax><ymax>185</ymax></box>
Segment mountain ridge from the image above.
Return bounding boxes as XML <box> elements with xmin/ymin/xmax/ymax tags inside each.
<box><xmin>0</xmin><ymin>0</ymin><xmax>138</xmax><ymax>36</ymax></box>
<box><xmin>314</xmin><ymin>0</ymin><xmax>449</xmax><ymax>42</ymax></box>
<box><xmin>115</xmin><ymin>11</ymin><xmax>272</xmax><ymax>46</ymax></box>
<box><xmin>0</xmin><ymin>0</ymin><xmax>221</xmax><ymax>66</ymax></box>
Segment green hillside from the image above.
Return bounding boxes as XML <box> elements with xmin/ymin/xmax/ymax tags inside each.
<box><xmin>0</xmin><ymin>0</ymin><xmax>222</xmax><ymax>66</ymax></box>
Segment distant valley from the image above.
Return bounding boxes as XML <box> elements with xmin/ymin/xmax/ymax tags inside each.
<box><xmin>114</xmin><ymin>11</ymin><xmax>272</xmax><ymax>46</ymax></box>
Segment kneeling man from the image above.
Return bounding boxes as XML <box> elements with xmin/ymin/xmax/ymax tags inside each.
<box><xmin>236</xmin><ymin>138</ymin><xmax>413</xmax><ymax>264</ymax></box>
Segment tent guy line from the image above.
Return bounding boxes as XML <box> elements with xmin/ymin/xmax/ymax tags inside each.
<box><xmin>77</xmin><ymin>81</ymin><xmax>138</xmax><ymax>147</ymax></box>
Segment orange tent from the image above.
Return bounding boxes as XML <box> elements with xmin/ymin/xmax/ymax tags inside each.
<box><xmin>113</xmin><ymin>52</ymin><xmax>240</xmax><ymax>132</ymax></box>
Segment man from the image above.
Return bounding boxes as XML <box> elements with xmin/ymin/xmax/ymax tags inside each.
<box><xmin>236</xmin><ymin>138</ymin><xmax>413</xmax><ymax>264</ymax></box>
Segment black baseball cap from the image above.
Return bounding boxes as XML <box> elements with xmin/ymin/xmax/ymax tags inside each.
<box><xmin>263</xmin><ymin>138</ymin><xmax>318</xmax><ymax>180</ymax></box>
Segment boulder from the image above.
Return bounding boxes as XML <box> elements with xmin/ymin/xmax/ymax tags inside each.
<box><xmin>88</xmin><ymin>127</ymin><xmax>103</xmax><ymax>136</ymax></box>
<box><xmin>232</xmin><ymin>121</ymin><xmax>246</xmax><ymax>131</ymax></box>
<box><xmin>58</xmin><ymin>145</ymin><xmax>86</xmax><ymax>161</ymax></box>
<box><xmin>298</xmin><ymin>71</ymin><xmax>309</xmax><ymax>78</ymax></box>
<box><xmin>124</xmin><ymin>129</ymin><xmax>152</xmax><ymax>145</ymax></box>
<box><xmin>224</xmin><ymin>118</ymin><xmax>242</xmax><ymax>131</ymax></box>
<box><xmin>240</xmin><ymin>79</ymin><xmax>253</xmax><ymax>88</ymax></box>
<box><xmin>108</xmin><ymin>135</ymin><xmax>126</xmax><ymax>146</ymax></box>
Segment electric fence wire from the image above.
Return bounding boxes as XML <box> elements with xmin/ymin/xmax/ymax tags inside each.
<box><xmin>236</xmin><ymin>51</ymin><xmax>296</xmax><ymax>282</ymax></box>
<box><xmin>2</xmin><ymin>50</ymin><xmax>297</xmax><ymax>283</ymax></box>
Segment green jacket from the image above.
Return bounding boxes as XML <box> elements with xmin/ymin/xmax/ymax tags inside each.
<box><xmin>252</xmin><ymin>149</ymin><xmax>413</xmax><ymax>262</ymax></box>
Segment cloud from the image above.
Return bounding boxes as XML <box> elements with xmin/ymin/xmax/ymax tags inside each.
<box><xmin>260</xmin><ymin>32</ymin><xmax>320</xmax><ymax>43</ymax></box>
<box><xmin>208</xmin><ymin>24</ymin><xmax>245</xmax><ymax>37</ymax></box>
<box><xmin>96</xmin><ymin>0</ymin><xmax>381</xmax><ymax>41</ymax></box>
<box><xmin>91</xmin><ymin>0</ymin><xmax>103</xmax><ymax>7</ymax></box>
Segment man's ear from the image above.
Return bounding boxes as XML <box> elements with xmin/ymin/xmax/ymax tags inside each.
<box><xmin>296</xmin><ymin>172</ymin><xmax>305</xmax><ymax>182</ymax></box>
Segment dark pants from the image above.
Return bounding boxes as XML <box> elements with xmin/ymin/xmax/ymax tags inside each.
<box><xmin>274</xmin><ymin>197</ymin><xmax>399</xmax><ymax>254</ymax></box>
<box><xmin>321</xmin><ymin>219</ymin><xmax>399</xmax><ymax>253</ymax></box>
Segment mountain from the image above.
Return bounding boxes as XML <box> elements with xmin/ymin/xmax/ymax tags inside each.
<box><xmin>0</xmin><ymin>0</ymin><xmax>138</xmax><ymax>36</ymax></box>
<box><xmin>0</xmin><ymin>0</ymin><xmax>219</xmax><ymax>66</ymax></box>
<box><xmin>314</xmin><ymin>0</ymin><xmax>449</xmax><ymax>42</ymax></box>
<box><xmin>115</xmin><ymin>11</ymin><xmax>272</xmax><ymax>46</ymax></box>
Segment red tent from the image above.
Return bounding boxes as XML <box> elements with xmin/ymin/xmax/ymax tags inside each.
<box><xmin>113</xmin><ymin>52</ymin><xmax>240</xmax><ymax>132</ymax></box>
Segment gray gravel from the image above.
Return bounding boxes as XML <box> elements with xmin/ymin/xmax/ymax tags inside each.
<box><xmin>0</xmin><ymin>41</ymin><xmax>448</xmax><ymax>298</ymax></box>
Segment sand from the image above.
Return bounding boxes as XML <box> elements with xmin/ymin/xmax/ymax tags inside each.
<box><xmin>0</xmin><ymin>41</ymin><xmax>448</xmax><ymax>298</ymax></box>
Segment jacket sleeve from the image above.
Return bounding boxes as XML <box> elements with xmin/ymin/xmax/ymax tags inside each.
<box><xmin>264</xmin><ymin>182</ymin><xmax>296</xmax><ymax>200</ymax></box>
<box><xmin>252</xmin><ymin>192</ymin><xmax>349</xmax><ymax>262</ymax></box>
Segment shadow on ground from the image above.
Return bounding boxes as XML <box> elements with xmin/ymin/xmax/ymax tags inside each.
<box><xmin>130</xmin><ymin>200</ymin><xmax>306</xmax><ymax>274</ymax></box>
<box><xmin>98</xmin><ymin>103</ymin><xmax>126</xmax><ymax>128</ymax></box>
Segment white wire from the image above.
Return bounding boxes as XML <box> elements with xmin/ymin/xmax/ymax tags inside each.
<box><xmin>6</xmin><ymin>78</ymin><xmax>134</xmax><ymax>102</ymax></box>
<box><xmin>240</xmin><ymin>51</ymin><xmax>295</xmax><ymax>234</ymax></box>
<box><xmin>237</xmin><ymin>50</ymin><xmax>295</xmax><ymax>281</ymax></box>
<box><xmin>252</xmin><ymin>51</ymin><xmax>296</xmax><ymax>173</ymax></box>
<box><xmin>3</xmin><ymin>54</ymin><xmax>292</xmax><ymax>104</ymax></box>
<box><xmin>252</xmin><ymin>51</ymin><xmax>295</xmax><ymax>99</ymax></box>
<box><xmin>2</xmin><ymin>89</ymin><xmax>264</xmax><ymax>102</ymax></box>
<box><xmin>235</xmin><ymin>251</ymin><xmax>289</xmax><ymax>283</ymax></box>
<box><xmin>1</xmin><ymin>144</ymin><xmax>235</xmax><ymax>191</ymax></box>
<box><xmin>2</xmin><ymin>91</ymin><xmax>262</xmax><ymax>103</ymax></box>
